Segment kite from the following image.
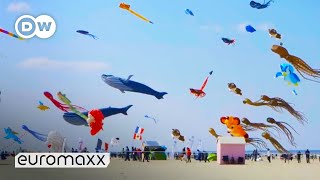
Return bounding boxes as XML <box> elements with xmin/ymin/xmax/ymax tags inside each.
<box><xmin>245</xmin><ymin>25</ymin><xmax>256</xmax><ymax>33</ymax></box>
<box><xmin>133</xmin><ymin>126</ymin><xmax>144</xmax><ymax>140</ymax></box>
<box><xmin>271</xmin><ymin>45</ymin><xmax>320</xmax><ymax>83</ymax></box>
<box><xmin>111</xmin><ymin>137</ymin><xmax>120</xmax><ymax>146</ymax></box>
<box><xmin>172</xmin><ymin>129</ymin><xmax>185</xmax><ymax>142</ymax></box>
<box><xmin>209</xmin><ymin>128</ymin><xmax>220</xmax><ymax>139</ymax></box>
<box><xmin>241</xmin><ymin>118</ymin><xmax>281</xmax><ymax>133</ymax></box>
<box><xmin>275</xmin><ymin>63</ymin><xmax>300</xmax><ymax>95</ymax></box>
<box><xmin>221</xmin><ymin>38</ymin><xmax>235</xmax><ymax>45</ymax></box>
<box><xmin>57</xmin><ymin>92</ymin><xmax>88</xmax><ymax>120</ymax></box>
<box><xmin>105</xmin><ymin>143</ymin><xmax>109</xmax><ymax>152</ymax></box>
<box><xmin>76</xmin><ymin>30</ymin><xmax>98</xmax><ymax>39</ymax></box>
<box><xmin>250</xmin><ymin>0</ymin><xmax>274</xmax><ymax>9</ymax></box>
<box><xmin>44</xmin><ymin>91</ymin><xmax>87</xmax><ymax>112</ymax></box>
<box><xmin>190</xmin><ymin>71</ymin><xmax>213</xmax><ymax>98</ymax></box>
<box><xmin>262</xmin><ymin>132</ymin><xmax>288</xmax><ymax>153</ymax></box>
<box><xmin>63</xmin><ymin>105</ymin><xmax>133</xmax><ymax>126</ymax></box>
<box><xmin>37</xmin><ymin>101</ymin><xmax>50</xmax><ymax>111</ymax></box>
<box><xmin>22</xmin><ymin>125</ymin><xmax>47</xmax><ymax>142</ymax></box>
<box><xmin>119</xmin><ymin>3</ymin><xmax>153</xmax><ymax>24</ymax></box>
<box><xmin>243</xmin><ymin>95</ymin><xmax>306</xmax><ymax>124</ymax></box>
<box><xmin>227</xmin><ymin>83</ymin><xmax>242</xmax><ymax>95</ymax></box>
<box><xmin>96</xmin><ymin>139</ymin><xmax>102</xmax><ymax>152</ymax></box>
<box><xmin>269</xmin><ymin>29</ymin><xmax>281</xmax><ymax>39</ymax></box>
<box><xmin>102</xmin><ymin>74</ymin><xmax>167</xmax><ymax>99</ymax></box>
<box><xmin>46</xmin><ymin>131</ymin><xmax>66</xmax><ymax>152</ymax></box>
<box><xmin>79</xmin><ymin>138</ymin><xmax>84</xmax><ymax>151</ymax></box>
<box><xmin>3</xmin><ymin>127</ymin><xmax>22</xmax><ymax>144</ymax></box>
<box><xmin>144</xmin><ymin>115</ymin><xmax>158</xmax><ymax>123</ymax></box>
<box><xmin>0</xmin><ymin>28</ymin><xmax>24</xmax><ymax>40</ymax></box>
<box><xmin>185</xmin><ymin>9</ymin><xmax>194</xmax><ymax>16</ymax></box>
<box><xmin>266</xmin><ymin>117</ymin><xmax>298</xmax><ymax>147</ymax></box>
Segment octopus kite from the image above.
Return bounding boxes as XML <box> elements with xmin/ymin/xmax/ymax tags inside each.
<box><xmin>119</xmin><ymin>3</ymin><xmax>153</xmax><ymax>24</ymax></box>
<box><xmin>228</xmin><ymin>83</ymin><xmax>242</xmax><ymax>96</ymax></box>
<box><xmin>262</xmin><ymin>132</ymin><xmax>288</xmax><ymax>153</ymax></box>
<box><xmin>172</xmin><ymin>129</ymin><xmax>185</xmax><ymax>142</ymax></box>
<box><xmin>266</xmin><ymin>118</ymin><xmax>298</xmax><ymax>147</ymax></box>
<box><xmin>243</xmin><ymin>95</ymin><xmax>306</xmax><ymax>124</ymax></box>
<box><xmin>190</xmin><ymin>71</ymin><xmax>213</xmax><ymax>98</ymax></box>
<box><xmin>241</xmin><ymin>118</ymin><xmax>282</xmax><ymax>136</ymax></box>
<box><xmin>221</xmin><ymin>38</ymin><xmax>235</xmax><ymax>45</ymax></box>
<box><xmin>0</xmin><ymin>28</ymin><xmax>24</xmax><ymax>40</ymax></box>
<box><xmin>44</xmin><ymin>91</ymin><xmax>87</xmax><ymax>112</ymax></box>
<box><xmin>271</xmin><ymin>45</ymin><xmax>320</xmax><ymax>83</ymax></box>
<box><xmin>250</xmin><ymin>0</ymin><xmax>274</xmax><ymax>9</ymax></box>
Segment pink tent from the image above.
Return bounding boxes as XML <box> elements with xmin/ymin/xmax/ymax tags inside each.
<box><xmin>217</xmin><ymin>137</ymin><xmax>246</xmax><ymax>165</ymax></box>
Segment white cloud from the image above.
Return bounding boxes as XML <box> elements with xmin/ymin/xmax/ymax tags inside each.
<box><xmin>18</xmin><ymin>57</ymin><xmax>110</xmax><ymax>72</ymax></box>
<box><xmin>200</xmin><ymin>24</ymin><xmax>223</xmax><ymax>33</ymax></box>
<box><xmin>7</xmin><ymin>2</ymin><xmax>31</xmax><ymax>13</ymax></box>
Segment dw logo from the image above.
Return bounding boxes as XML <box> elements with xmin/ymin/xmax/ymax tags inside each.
<box><xmin>15</xmin><ymin>15</ymin><xmax>56</xmax><ymax>39</ymax></box>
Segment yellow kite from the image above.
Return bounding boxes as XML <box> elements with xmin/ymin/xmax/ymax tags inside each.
<box><xmin>119</xmin><ymin>3</ymin><xmax>153</xmax><ymax>24</ymax></box>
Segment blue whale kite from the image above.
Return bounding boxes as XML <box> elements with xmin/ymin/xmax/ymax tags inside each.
<box><xmin>4</xmin><ymin>127</ymin><xmax>22</xmax><ymax>144</ymax></box>
<box><xmin>63</xmin><ymin>105</ymin><xmax>133</xmax><ymax>126</ymax></box>
<box><xmin>101</xmin><ymin>74</ymin><xmax>168</xmax><ymax>99</ymax></box>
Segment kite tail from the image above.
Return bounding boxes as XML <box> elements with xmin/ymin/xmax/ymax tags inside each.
<box><xmin>89</xmin><ymin>34</ymin><xmax>98</xmax><ymax>40</ymax></box>
<box><xmin>269</xmin><ymin>137</ymin><xmax>289</xmax><ymax>153</ymax></box>
<box><xmin>155</xmin><ymin>92</ymin><xmax>168</xmax><ymax>99</ymax></box>
<box><xmin>128</xmin><ymin>9</ymin><xmax>153</xmax><ymax>24</ymax></box>
<box><xmin>209</xmin><ymin>128</ymin><xmax>219</xmax><ymax>139</ymax></box>
<box><xmin>22</xmin><ymin>125</ymin><xmax>48</xmax><ymax>142</ymax></box>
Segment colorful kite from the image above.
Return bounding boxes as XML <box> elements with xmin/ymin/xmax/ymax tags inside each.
<box><xmin>271</xmin><ymin>45</ymin><xmax>320</xmax><ymax>83</ymax></box>
<box><xmin>119</xmin><ymin>3</ymin><xmax>153</xmax><ymax>24</ymax></box>
<box><xmin>262</xmin><ymin>132</ymin><xmax>288</xmax><ymax>153</ymax></box>
<box><xmin>144</xmin><ymin>115</ymin><xmax>158</xmax><ymax>123</ymax></box>
<box><xmin>133</xmin><ymin>126</ymin><xmax>145</xmax><ymax>140</ymax></box>
<box><xmin>241</xmin><ymin>118</ymin><xmax>281</xmax><ymax>135</ymax></box>
<box><xmin>22</xmin><ymin>125</ymin><xmax>47</xmax><ymax>142</ymax></box>
<box><xmin>3</xmin><ymin>127</ymin><xmax>22</xmax><ymax>144</ymax></box>
<box><xmin>243</xmin><ymin>95</ymin><xmax>306</xmax><ymax>124</ymax></box>
<box><xmin>76</xmin><ymin>30</ymin><xmax>98</xmax><ymax>39</ymax></box>
<box><xmin>102</xmin><ymin>74</ymin><xmax>167</xmax><ymax>99</ymax></box>
<box><xmin>44</xmin><ymin>91</ymin><xmax>87</xmax><ymax>112</ymax></box>
<box><xmin>46</xmin><ymin>131</ymin><xmax>66</xmax><ymax>152</ymax></box>
<box><xmin>245</xmin><ymin>25</ymin><xmax>256</xmax><ymax>33</ymax></box>
<box><xmin>0</xmin><ymin>28</ymin><xmax>24</xmax><ymax>40</ymax></box>
<box><xmin>250</xmin><ymin>0</ymin><xmax>274</xmax><ymax>9</ymax></box>
<box><xmin>266</xmin><ymin>118</ymin><xmax>298</xmax><ymax>147</ymax></box>
<box><xmin>221</xmin><ymin>38</ymin><xmax>235</xmax><ymax>45</ymax></box>
<box><xmin>57</xmin><ymin>92</ymin><xmax>88</xmax><ymax>120</ymax></box>
<box><xmin>185</xmin><ymin>9</ymin><xmax>194</xmax><ymax>16</ymax></box>
<box><xmin>228</xmin><ymin>83</ymin><xmax>242</xmax><ymax>95</ymax></box>
<box><xmin>37</xmin><ymin>101</ymin><xmax>50</xmax><ymax>111</ymax></box>
<box><xmin>275</xmin><ymin>63</ymin><xmax>300</xmax><ymax>95</ymax></box>
<box><xmin>190</xmin><ymin>71</ymin><xmax>213</xmax><ymax>98</ymax></box>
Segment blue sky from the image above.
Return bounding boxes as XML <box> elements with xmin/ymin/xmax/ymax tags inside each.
<box><xmin>1</xmin><ymin>0</ymin><xmax>320</xmax><ymax>152</ymax></box>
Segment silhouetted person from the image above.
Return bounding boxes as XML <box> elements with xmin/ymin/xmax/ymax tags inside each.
<box><xmin>305</xmin><ymin>149</ymin><xmax>310</xmax><ymax>163</ymax></box>
<box><xmin>143</xmin><ymin>146</ymin><xmax>150</xmax><ymax>162</ymax></box>
<box><xmin>125</xmin><ymin>146</ymin><xmax>130</xmax><ymax>161</ymax></box>
<box><xmin>267</xmin><ymin>149</ymin><xmax>271</xmax><ymax>163</ymax></box>
<box><xmin>297</xmin><ymin>151</ymin><xmax>301</xmax><ymax>163</ymax></box>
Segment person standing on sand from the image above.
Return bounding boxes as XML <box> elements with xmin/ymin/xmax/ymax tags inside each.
<box><xmin>186</xmin><ymin>147</ymin><xmax>192</xmax><ymax>163</ymax></box>
<box><xmin>297</xmin><ymin>151</ymin><xmax>301</xmax><ymax>163</ymax></box>
<box><xmin>125</xmin><ymin>146</ymin><xmax>130</xmax><ymax>161</ymax></box>
<box><xmin>267</xmin><ymin>149</ymin><xmax>271</xmax><ymax>163</ymax></box>
<box><xmin>305</xmin><ymin>149</ymin><xmax>310</xmax><ymax>163</ymax></box>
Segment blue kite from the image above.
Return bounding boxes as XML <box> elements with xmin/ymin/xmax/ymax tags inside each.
<box><xmin>144</xmin><ymin>115</ymin><xmax>158</xmax><ymax>124</ymax></box>
<box><xmin>250</xmin><ymin>0</ymin><xmax>274</xmax><ymax>9</ymax></box>
<box><xmin>76</xmin><ymin>30</ymin><xmax>98</xmax><ymax>39</ymax></box>
<box><xmin>22</xmin><ymin>125</ymin><xmax>47</xmax><ymax>142</ymax></box>
<box><xmin>102</xmin><ymin>74</ymin><xmax>168</xmax><ymax>99</ymax></box>
<box><xmin>4</xmin><ymin>127</ymin><xmax>22</xmax><ymax>144</ymax></box>
<box><xmin>245</xmin><ymin>25</ymin><xmax>256</xmax><ymax>33</ymax></box>
<box><xmin>63</xmin><ymin>105</ymin><xmax>133</xmax><ymax>126</ymax></box>
<box><xmin>275</xmin><ymin>63</ymin><xmax>301</xmax><ymax>95</ymax></box>
<box><xmin>222</xmin><ymin>38</ymin><xmax>235</xmax><ymax>45</ymax></box>
<box><xmin>185</xmin><ymin>9</ymin><xmax>194</xmax><ymax>16</ymax></box>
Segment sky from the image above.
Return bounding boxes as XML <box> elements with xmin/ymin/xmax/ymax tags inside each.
<box><xmin>0</xmin><ymin>0</ymin><xmax>320</xmax><ymax>152</ymax></box>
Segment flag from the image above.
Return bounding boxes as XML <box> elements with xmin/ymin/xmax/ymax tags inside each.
<box><xmin>133</xmin><ymin>126</ymin><xmax>144</xmax><ymax>140</ymax></box>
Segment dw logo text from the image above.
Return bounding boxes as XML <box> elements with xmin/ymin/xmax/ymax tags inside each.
<box><xmin>15</xmin><ymin>15</ymin><xmax>56</xmax><ymax>39</ymax></box>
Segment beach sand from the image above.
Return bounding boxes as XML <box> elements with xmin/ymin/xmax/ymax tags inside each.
<box><xmin>0</xmin><ymin>157</ymin><xmax>319</xmax><ymax>180</ymax></box>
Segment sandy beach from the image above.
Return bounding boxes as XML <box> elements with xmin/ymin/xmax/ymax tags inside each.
<box><xmin>1</xmin><ymin>157</ymin><xmax>319</xmax><ymax>180</ymax></box>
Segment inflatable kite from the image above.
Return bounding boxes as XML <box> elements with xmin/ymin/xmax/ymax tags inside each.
<box><xmin>250</xmin><ymin>0</ymin><xmax>274</xmax><ymax>9</ymax></box>
<box><xmin>190</xmin><ymin>71</ymin><xmax>213</xmax><ymax>98</ymax></box>
<box><xmin>144</xmin><ymin>115</ymin><xmax>158</xmax><ymax>123</ymax></box>
<box><xmin>266</xmin><ymin>118</ymin><xmax>298</xmax><ymax>146</ymax></box>
<box><xmin>243</xmin><ymin>95</ymin><xmax>306</xmax><ymax>124</ymax></box>
<box><xmin>262</xmin><ymin>132</ymin><xmax>288</xmax><ymax>153</ymax></box>
<box><xmin>269</xmin><ymin>29</ymin><xmax>281</xmax><ymax>39</ymax></box>
<box><xmin>185</xmin><ymin>9</ymin><xmax>194</xmax><ymax>16</ymax></box>
<box><xmin>63</xmin><ymin>105</ymin><xmax>133</xmax><ymax>126</ymax></box>
<box><xmin>119</xmin><ymin>3</ymin><xmax>153</xmax><ymax>24</ymax></box>
<box><xmin>271</xmin><ymin>45</ymin><xmax>320</xmax><ymax>83</ymax></box>
<box><xmin>228</xmin><ymin>83</ymin><xmax>242</xmax><ymax>95</ymax></box>
<box><xmin>111</xmin><ymin>137</ymin><xmax>120</xmax><ymax>146</ymax></box>
<box><xmin>275</xmin><ymin>63</ymin><xmax>300</xmax><ymax>95</ymax></box>
<box><xmin>241</xmin><ymin>118</ymin><xmax>282</xmax><ymax>135</ymax></box>
<box><xmin>172</xmin><ymin>129</ymin><xmax>185</xmax><ymax>142</ymax></box>
<box><xmin>102</xmin><ymin>74</ymin><xmax>167</xmax><ymax>99</ymax></box>
<box><xmin>209</xmin><ymin>128</ymin><xmax>220</xmax><ymax>139</ymax></box>
<box><xmin>46</xmin><ymin>131</ymin><xmax>66</xmax><ymax>152</ymax></box>
<box><xmin>245</xmin><ymin>25</ymin><xmax>256</xmax><ymax>33</ymax></box>
<box><xmin>3</xmin><ymin>127</ymin><xmax>22</xmax><ymax>144</ymax></box>
<box><xmin>221</xmin><ymin>38</ymin><xmax>235</xmax><ymax>45</ymax></box>
<box><xmin>76</xmin><ymin>30</ymin><xmax>98</xmax><ymax>39</ymax></box>
<box><xmin>57</xmin><ymin>92</ymin><xmax>88</xmax><ymax>120</ymax></box>
<box><xmin>37</xmin><ymin>101</ymin><xmax>50</xmax><ymax>111</ymax></box>
<box><xmin>22</xmin><ymin>125</ymin><xmax>47</xmax><ymax>142</ymax></box>
<box><xmin>44</xmin><ymin>91</ymin><xmax>87</xmax><ymax>112</ymax></box>
<box><xmin>0</xmin><ymin>28</ymin><xmax>24</xmax><ymax>40</ymax></box>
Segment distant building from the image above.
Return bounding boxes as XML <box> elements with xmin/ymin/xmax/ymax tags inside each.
<box><xmin>217</xmin><ymin>137</ymin><xmax>246</xmax><ymax>165</ymax></box>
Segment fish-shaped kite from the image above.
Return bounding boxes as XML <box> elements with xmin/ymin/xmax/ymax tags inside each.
<box><xmin>0</xmin><ymin>28</ymin><xmax>24</xmax><ymax>40</ymax></box>
<box><xmin>190</xmin><ymin>71</ymin><xmax>213</xmax><ymax>98</ymax></box>
<box><xmin>185</xmin><ymin>9</ymin><xmax>194</xmax><ymax>16</ymax></box>
<box><xmin>228</xmin><ymin>83</ymin><xmax>242</xmax><ymax>96</ymax></box>
<box><xmin>4</xmin><ymin>127</ymin><xmax>22</xmax><ymax>144</ymax></box>
<box><xmin>246</xmin><ymin>25</ymin><xmax>256</xmax><ymax>33</ymax></box>
<box><xmin>275</xmin><ymin>63</ymin><xmax>300</xmax><ymax>95</ymax></box>
<box><xmin>250</xmin><ymin>0</ymin><xmax>274</xmax><ymax>9</ymax></box>
<box><xmin>119</xmin><ymin>3</ymin><xmax>153</xmax><ymax>24</ymax></box>
<box><xmin>102</xmin><ymin>74</ymin><xmax>167</xmax><ymax>99</ymax></box>
<box><xmin>37</xmin><ymin>101</ymin><xmax>50</xmax><ymax>111</ymax></box>
<box><xmin>222</xmin><ymin>38</ymin><xmax>235</xmax><ymax>45</ymax></box>
<box><xmin>268</xmin><ymin>29</ymin><xmax>281</xmax><ymax>39</ymax></box>
<box><xmin>76</xmin><ymin>30</ymin><xmax>98</xmax><ymax>39</ymax></box>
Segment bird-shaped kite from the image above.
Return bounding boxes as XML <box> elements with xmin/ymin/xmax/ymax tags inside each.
<box><xmin>190</xmin><ymin>71</ymin><xmax>213</xmax><ymax>98</ymax></box>
<box><xmin>119</xmin><ymin>3</ymin><xmax>153</xmax><ymax>24</ymax></box>
<box><xmin>0</xmin><ymin>28</ymin><xmax>24</xmax><ymax>40</ymax></box>
<box><xmin>185</xmin><ymin>9</ymin><xmax>194</xmax><ymax>16</ymax></box>
<box><xmin>37</xmin><ymin>101</ymin><xmax>50</xmax><ymax>111</ymax></box>
<box><xmin>275</xmin><ymin>63</ymin><xmax>300</xmax><ymax>95</ymax></box>
<box><xmin>228</xmin><ymin>83</ymin><xmax>242</xmax><ymax>95</ymax></box>
<box><xmin>4</xmin><ymin>127</ymin><xmax>22</xmax><ymax>144</ymax></box>
<box><xmin>271</xmin><ymin>45</ymin><xmax>320</xmax><ymax>83</ymax></box>
<box><xmin>76</xmin><ymin>30</ymin><xmax>98</xmax><ymax>39</ymax></box>
<box><xmin>222</xmin><ymin>38</ymin><xmax>235</xmax><ymax>45</ymax></box>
